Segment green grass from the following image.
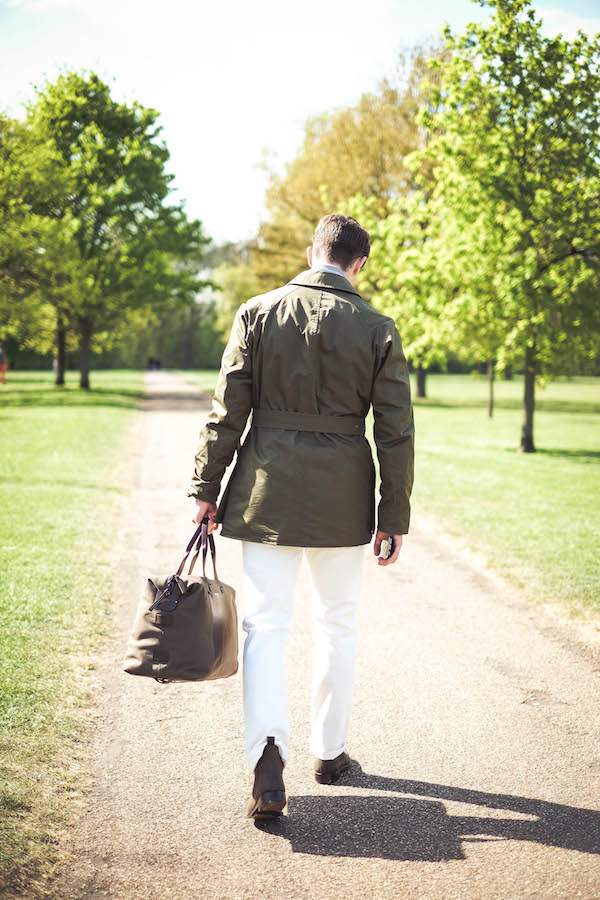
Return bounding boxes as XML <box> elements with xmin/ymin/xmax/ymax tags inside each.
<box><xmin>175</xmin><ymin>369</ymin><xmax>221</xmax><ymax>394</ymax></box>
<box><xmin>409</xmin><ymin>374</ymin><xmax>599</xmax><ymax>617</ymax></box>
<box><xmin>0</xmin><ymin>370</ymin><xmax>143</xmax><ymax>897</ymax></box>
<box><xmin>183</xmin><ymin>370</ymin><xmax>599</xmax><ymax>618</ymax></box>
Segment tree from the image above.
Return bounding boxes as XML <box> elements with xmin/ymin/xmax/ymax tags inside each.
<box><xmin>212</xmin><ymin>259</ymin><xmax>261</xmax><ymax>341</ymax></box>
<box><xmin>343</xmin><ymin>48</ymin><xmax>450</xmax><ymax>399</ymax></box>
<box><xmin>248</xmin><ymin>44</ymin><xmax>446</xmax><ymax>293</ymax></box>
<box><xmin>0</xmin><ymin>113</ymin><xmax>79</xmax><ymax>383</ymax></box>
<box><xmin>97</xmin><ymin>298</ymin><xmax>225</xmax><ymax>370</ymax></box>
<box><xmin>347</xmin><ymin>191</ymin><xmax>453</xmax><ymax>398</ymax></box>
<box><xmin>0</xmin><ymin>116</ymin><xmax>44</xmax><ymax>343</ymax></box>
<box><xmin>26</xmin><ymin>71</ymin><xmax>211</xmax><ymax>388</ymax></box>
<box><xmin>335</xmin><ymin>47</ymin><xmax>450</xmax><ymax>398</ymax></box>
<box><xmin>413</xmin><ymin>0</ymin><xmax>600</xmax><ymax>449</ymax></box>
<box><xmin>409</xmin><ymin>175</ymin><xmax>514</xmax><ymax>415</ymax></box>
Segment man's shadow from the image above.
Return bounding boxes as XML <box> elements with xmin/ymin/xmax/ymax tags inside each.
<box><xmin>255</xmin><ymin>762</ymin><xmax>600</xmax><ymax>861</ymax></box>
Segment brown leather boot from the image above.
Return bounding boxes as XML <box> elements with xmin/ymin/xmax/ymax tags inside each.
<box><xmin>314</xmin><ymin>751</ymin><xmax>351</xmax><ymax>785</ymax></box>
<box><xmin>247</xmin><ymin>736</ymin><xmax>286</xmax><ymax>819</ymax></box>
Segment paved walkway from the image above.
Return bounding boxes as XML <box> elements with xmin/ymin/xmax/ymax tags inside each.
<box><xmin>50</xmin><ymin>372</ymin><xmax>600</xmax><ymax>899</ymax></box>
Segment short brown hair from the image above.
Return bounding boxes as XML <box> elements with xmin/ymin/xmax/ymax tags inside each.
<box><xmin>312</xmin><ymin>214</ymin><xmax>370</xmax><ymax>270</ymax></box>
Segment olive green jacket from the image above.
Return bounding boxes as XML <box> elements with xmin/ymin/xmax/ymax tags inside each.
<box><xmin>187</xmin><ymin>269</ymin><xmax>415</xmax><ymax>547</ymax></box>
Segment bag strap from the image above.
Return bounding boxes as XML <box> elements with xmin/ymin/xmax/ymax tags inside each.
<box><xmin>187</xmin><ymin>518</ymin><xmax>221</xmax><ymax>583</ymax></box>
<box><xmin>175</xmin><ymin>522</ymin><xmax>205</xmax><ymax>576</ymax></box>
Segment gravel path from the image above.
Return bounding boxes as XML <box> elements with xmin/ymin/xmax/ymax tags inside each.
<box><xmin>50</xmin><ymin>371</ymin><xmax>600</xmax><ymax>900</ymax></box>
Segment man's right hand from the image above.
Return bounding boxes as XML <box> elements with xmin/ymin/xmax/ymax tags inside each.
<box><xmin>373</xmin><ymin>530</ymin><xmax>403</xmax><ymax>566</ymax></box>
<box><xmin>192</xmin><ymin>499</ymin><xmax>219</xmax><ymax>532</ymax></box>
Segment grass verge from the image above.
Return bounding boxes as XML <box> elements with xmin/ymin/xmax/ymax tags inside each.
<box><xmin>409</xmin><ymin>375</ymin><xmax>599</xmax><ymax>620</ymax></box>
<box><xmin>0</xmin><ymin>370</ymin><xmax>143</xmax><ymax>898</ymax></box>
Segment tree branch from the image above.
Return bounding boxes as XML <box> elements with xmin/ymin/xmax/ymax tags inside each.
<box><xmin>538</xmin><ymin>244</ymin><xmax>600</xmax><ymax>275</ymax></box>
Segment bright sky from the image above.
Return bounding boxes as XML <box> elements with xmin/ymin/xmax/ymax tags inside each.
<box><xmin>1</xmin><ymin>0</ymin><xmax>599</xmax><ymax>244</ymax></box>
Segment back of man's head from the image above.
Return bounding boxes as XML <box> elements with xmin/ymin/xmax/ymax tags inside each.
<box><xmin>312</xmin><ymin>214</ymin><xmax>370</xmax><ymax>271</ymax></box>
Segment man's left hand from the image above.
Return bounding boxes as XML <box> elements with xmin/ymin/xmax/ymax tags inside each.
<box><xmin>192</xmin><ymin>499</ymin><xmax>219</xmax><ymax>532</ymax></box>
<box><xmin>373</xmin><ymin>530</ymin><xmax>403</xmax><ymax>566</ymax></box>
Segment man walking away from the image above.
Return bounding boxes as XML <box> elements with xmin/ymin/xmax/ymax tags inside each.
<box><xmin>188</xmin><ymin>214</ymin><xmax>415</xmax><ymax>820</ymax></box>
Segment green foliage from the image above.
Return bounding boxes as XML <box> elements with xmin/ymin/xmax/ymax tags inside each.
<box><xmin>0</xmin><ymin>114</ymin><xmax>54</xmax><ymax>347</ymax></box>
<box><xmin>212</xmin><ymin>260</ymin><xmax>261</xmax><ymax>340</ymax></box>
<box><xmin>99</xmin><ymin>300</ymin><xmax>225</xmax><ymax>369</ymax></box>
<box><xmin>349</xmin><ymin>0</ymin><xmax>600</xmax><ymax>440</ymax></box>
<box><xmin>414</xmin><ymin>0</ymin><xmax>600</xmax><ymax>376</ymax></box>
<box><xmin>1</xmin><ymin>71</ymin><xmax>212</xmax><ymax>387</ymax></box>
<box><xmin>246</xmin><ymin>44</ymin><xmax>446</xmax><ymax>292</ymax></box>
<box><xmin>347</xmin><ymin>192</ymin><xmax>451</xmax><ymax>370</ymax></box>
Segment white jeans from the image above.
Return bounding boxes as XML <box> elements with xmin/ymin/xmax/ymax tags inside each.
<box><xmin>241</xmin><ymin>541</ymin><xmax>366</xmax><ymax>773</ymax></box>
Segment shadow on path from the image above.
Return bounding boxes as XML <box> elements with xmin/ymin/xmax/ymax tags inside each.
<box><xmin>255</xmin><ymin>763</ymin><xmax>600</xmax><ymax>861</ymax></box>
<box><xmin>140</xmin><ymin>388</ymin><xmax>209</xmax><ymax>412</ymax></box>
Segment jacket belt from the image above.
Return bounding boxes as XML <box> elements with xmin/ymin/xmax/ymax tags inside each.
<box><xmin>252</xmin><ymin>409</ymin><xmax>365</xmax><ymax>435</ymax></box>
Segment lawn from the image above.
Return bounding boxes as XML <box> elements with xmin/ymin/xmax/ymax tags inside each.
<box><xmin>183</xmin><ymin>370</ymin><xmax>599</xmax><ymax>617</ymax></box>
<box><xmin>0</xmin><ymin>370</ymin><xmax>143</xmax><ymax>897</ymax></box>
<box><xmin>409</xmin><ymin>375</ymin><xmax>599</xmax><ymax>617</ymax></box>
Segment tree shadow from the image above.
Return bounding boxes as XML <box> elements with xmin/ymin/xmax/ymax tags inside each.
<box><xmin>535</xmin><ymin>448</ymin><xmax>600</xmax><ymax>461</ymax></box>
<box><xmin>255</xmin><ymin>763</ymin><xmax>600</xmax><ymax>861</ymax></box>
<box><xmin>1</xmin><ymin>385</ymin><xmax>204</xmax><ymax>413</ymax></box>
<box><xmin>413</xmin><ymin>398</ymin><xmax>600</xmax><ymax>414</ymax></box>
<box><xmin>501</xmin><ymin>446</ymin><xmax>600</xmax><ymax>462</ymax></box>
<box><xmin>0</xmin><ymin>386</ymin><xmax>142</xmax><ymax>410</ymax></box>
<box><xmin>2</xmin><ymin>374</ymin><xmax>51</xmax><ymax>383</ymax></box>
<box><xmin>139</xmin><ymin>390</ymin><xmax>208</xmax><ymax>412</ymax></box>
<box><xmin>0</xmin><ymin>474</ymin><xmax>127</xmax><ymax>492</ymax></box>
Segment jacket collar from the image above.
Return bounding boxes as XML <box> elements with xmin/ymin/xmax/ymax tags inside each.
<box><xmin>287</xmin><ymin>268</ymin><xmax>361</xmax><ymax>298</ymax></box>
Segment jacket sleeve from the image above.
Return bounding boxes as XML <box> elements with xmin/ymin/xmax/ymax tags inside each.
<box><xmin>371</xmin><ymin>321</ymin><xmax>415</xmax><ymax>534</ymax></box>
<box><xmin>186</xmin><ymin>303</ymin><xmax>253</xmax><ymax>504</ymax></box>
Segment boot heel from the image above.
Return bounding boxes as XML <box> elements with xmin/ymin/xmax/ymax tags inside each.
<box><xmin>315</xmin><ymin>771</ymin><xmax>338</xmax><ymax>785</ymax></box>
<box><xmin>250</xmin><ymin>790</ymin><xmax>286</xmax><ymax>820</ymax></box>
<box><xmin>247</xmin><ymin>737</ymin><xmax>286</xmax><ymax>820</ymax></box>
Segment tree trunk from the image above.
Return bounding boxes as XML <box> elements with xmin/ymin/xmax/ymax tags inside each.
<box><xmin>504</xmin><ymin>364</ymin><xmax>513</xmax><ymax>380</ymax></box>
<box><xmin>55</xmin><ymin>317</ymin><xmax>66</xmax><ymax>386</ymax></box>
<box><xmin>519</xmin><ymin>343</ymin><xmax>536</xmax><ymax>452</ymax></box>
<box><xmin>79</xmin><ymin>327</ymin><xmax>93</xmax><ymax>390</ymax></box>
<box><xmin>416</xmin><ymin>364</ymin><xmax>427</xmax><ymax>398</ymax></box>
<box><xmin>487</xmin><ymin>357</ymin><xmax>495</xmax><ymax>418</ymax></box>
<box><xmin>181</xmin><ymin>306</ymin><xmax>193</xmax><ymax>369</ymax></box>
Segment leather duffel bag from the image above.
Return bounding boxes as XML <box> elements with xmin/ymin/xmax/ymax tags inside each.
<box><xmin>123</xmin><ymin>518</ymin><xmax>238</xmax><ymax>684</ymax></box>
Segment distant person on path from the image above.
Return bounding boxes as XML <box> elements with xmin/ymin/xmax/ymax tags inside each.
<box><xmin>0</xmin><ymin>344</ymin><xmax>7</xmax><ymax>384</ymax></box>
<box><xmin>188</xmin><ymin>214</ymin><xmax>415</xmax><ymax>819</ymax></box>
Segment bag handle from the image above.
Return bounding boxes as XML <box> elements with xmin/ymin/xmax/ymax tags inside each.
<box><xmin>175</xmin><ymin>521</ymin><xmax>205</xmax><ymax>577</ymax></box>
<box><xmin>187</xmin><ymin>517</ymin><xmax>221</xmax><ymax>584</ymax></box>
